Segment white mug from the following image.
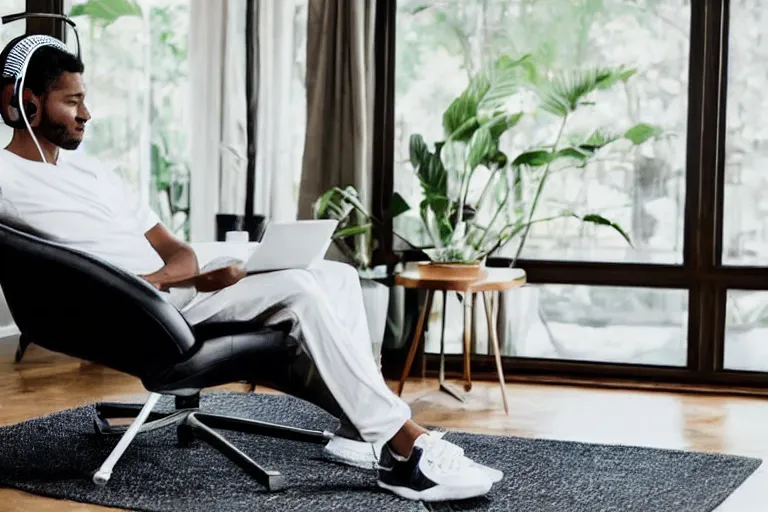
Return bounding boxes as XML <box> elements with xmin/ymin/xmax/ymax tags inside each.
<box><xmin>225</xmin><ymin>230</ymin><xmax>249</xmax><ymax>243</ymax></box>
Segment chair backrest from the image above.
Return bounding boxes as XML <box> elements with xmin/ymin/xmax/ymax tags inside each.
<box><xmin>0</xmin><ymin>213</ymin><xmax>197</xmax><ymax>380</ymax></box>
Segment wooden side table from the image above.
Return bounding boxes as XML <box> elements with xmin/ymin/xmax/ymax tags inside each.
<box><xmin>395</xmin><ymin>266</ymin><xmax>526</xmax><ymax>414</ymax></box>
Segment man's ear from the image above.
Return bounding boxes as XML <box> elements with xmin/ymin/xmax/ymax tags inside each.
<box><xmin>20</xmin><ymin>90</ymin><xmax>41</xmax><ymax>126</ymax></box>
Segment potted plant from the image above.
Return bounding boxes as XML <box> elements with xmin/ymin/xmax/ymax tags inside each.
<box><xmin>402</xmin><ymin>55</ymin><xmax>657</xmax><ymax>279</ymax></box>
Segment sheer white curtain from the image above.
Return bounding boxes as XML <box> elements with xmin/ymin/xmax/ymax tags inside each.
<box><xmin>189</xmin><ymin>0</ymin><xmax>305</xmax><ymax>239</ymax></box>
<box><xmin>251</xmin><ymin>0</ymin><xmax>306</xmax><ymax>222</ymax></box>
<box><xmin>188</xmin><ymin>0</ymin><xmax>247</xmax><ymax>242</ymax></box>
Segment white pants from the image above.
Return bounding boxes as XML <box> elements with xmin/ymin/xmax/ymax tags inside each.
<box><xmin>166</xmin><ymin>260</ymin><xmax>411</xmax><ymax>444</ymax></box>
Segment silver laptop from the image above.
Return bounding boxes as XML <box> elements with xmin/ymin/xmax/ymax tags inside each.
<box><xmin>244</xmin><ymin>219</ymin><xmax>338</xmax><ymax>273</ymax></box>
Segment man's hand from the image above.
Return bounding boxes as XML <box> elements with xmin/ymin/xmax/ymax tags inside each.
<box><xmin>140</xmin><ymin>273</ymin><xmax>172</xmax><ymax>291</ymax></box>
<box><xmin>193</xmin><ymin>263</ymin><xmax>247</xmax><ymax>292</ymax></box>
<box><xmin>141</xmin><ymin>263</ymin><xmax>246</xmax><ymax>293</ymax></box>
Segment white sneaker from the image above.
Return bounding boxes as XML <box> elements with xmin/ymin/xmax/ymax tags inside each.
<box><xmin>428</xmin><ymin>431</ymin><xmax>503</xmax><ymax>483</ymax></box>
<box><xmin>323</xmin><ymin>431</ymin><xmax>504</xmax><ymax>484</ymax></box>
<box><xmin>376</xmin><ymin>433</ymin><xmax>494</xmax><ymax>502</ymax></box>
<box><xmin>323</xmin><ymin>435</ymin><xmax>383</xmax><ymax>470</ymax></box>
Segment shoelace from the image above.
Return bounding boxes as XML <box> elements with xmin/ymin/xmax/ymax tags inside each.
<box><xmin>373</xmin><ymin>432</ymin><xmax>470</xmax><ymax>472</ymax></box>
<box><xmin>422</xmin><ymin>436</ymin><xmax>470</xmax><ymax>473</ymax></box>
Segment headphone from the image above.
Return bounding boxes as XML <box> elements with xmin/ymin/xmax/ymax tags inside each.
<box><xmin>0</xmin><ymin>13</ymin><xmax>81</xmax><ymax>163</ymax></box>
<box><xmin>1</xmin><ymin>13</ymin><xmax>81</xmax><ymax>127</ymax></box>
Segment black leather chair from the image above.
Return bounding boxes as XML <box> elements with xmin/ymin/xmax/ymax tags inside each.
<box><xmin>0</xmin><ymin>213</ymin><xmax>334</xmax><ymax>491</ymax></box>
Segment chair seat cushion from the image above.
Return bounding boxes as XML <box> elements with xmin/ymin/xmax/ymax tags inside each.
<box><xmin>145</xmin><ymin>323</ymin><xmax>295</xmax><ymax>394</ymax></box>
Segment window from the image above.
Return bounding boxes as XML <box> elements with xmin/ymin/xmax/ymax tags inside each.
<box><xmin>394</xmin><ymin>0</ymin><xmax>689</xmax><ymax>265</ymax></box>
<box><xmin>426</xmin><ymin>285</ymin><xmax>687</xmax><ymax>367</ymax></box>
<box><xmin>721</xmin><ymin>2</ymin><xmax>768</xmax><ymax>374</ymax></box>
<box><xmin>724</xmin><ymin>290</ymin><xmax>768</xmax><ymax>372</ymax></box>
<box><xmin>724</xmin><ymin>1</ymin><xmax>768</xmax><ymax>265</ymax></box>
<box><xmin>65</xmin><ymin>0</ymin><xmax>191</xmax><ymax>239</ymax></box>
<box><xmin>396</xmin><ymin>1</ymin><xmax>693</xmax><ymax>368</ymax></box>
<box><xmin>0</xmin><ymin>0</ymin><xmax>27</xmax><ymax>147</ymax></box>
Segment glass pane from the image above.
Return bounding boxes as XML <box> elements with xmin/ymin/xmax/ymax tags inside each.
<box><xmin>65</xmin><ymin>0</ymin><xmax>190</xmax><ymax>238</ymax></box>
<box><xmin>723</xmin><ymin>2</ymin><xmax>768</xmax><ymax>265</ymax></box>
<box><xmin>0</xmin><ymin>0</ymin><xmax>27</xmax><ymax>147</ymax></box>
<box><xmin>394</xmin><ymin>1</ymin><xmax>690</xmax><ymax>264</ymax></box>
<box><xmin>425</xmin><ymin>285</ymin><xmax>688</xmax><ymax>367</ymax></box>
<box><xmin>724</xmin><ymin>290</ymin><xmax>768</xmax><ymax>372</ymax></box>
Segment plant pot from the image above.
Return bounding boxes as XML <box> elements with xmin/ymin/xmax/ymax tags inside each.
<box><xmin>215</xmin><ymin>214</ymin><xmax>268</xmax><ymax>242</ymax></box>
<box><xmin>417</xmin><ymin>261</ymin><xmax>487</xmax><ymax>281</ymax></box>
<box><xmin>359</xmin><ymin>269</ymin><xmax>391</xmax><ymax>367</ymax></box>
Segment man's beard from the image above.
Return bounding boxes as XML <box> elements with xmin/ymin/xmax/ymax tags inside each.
<box><xmin>37</xmin><ymin>111</ymin><xmax>82</xmax><ymax>150</ymax></box>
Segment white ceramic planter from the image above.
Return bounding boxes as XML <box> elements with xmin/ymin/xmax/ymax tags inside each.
<box><xmin>359</xmin><ymin>274</ymin><xmax>390</xmax><ymax>367</ymax></box>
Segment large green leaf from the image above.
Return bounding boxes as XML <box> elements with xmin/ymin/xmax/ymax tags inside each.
<box><xmin>582</xmin><ymin>214</ymin><xmax>632</xmax><ymax>246</ymax></box>
<box><xmin>485</xmin><ymin>112</ymin><xmax>523</xmax><ymax>140</ymax></box>
<box><xmin>584</xmin><ymin>129</ymin><xmax>619</xmax><ymax>148</ymax></box>
<box><xmin>624</xmin><ymin>123</ymin><xmax>663</xmax><ymax>145</ymax></box>
<box><xmin>512</xmin><ymin>150</ymin><xmax>554</xmax><ymax>167</ymax></box>
<box><xmin>333</xmin><ymin>224</ymin><xmax>372</xmax><ymax>240</ymax></box>
<box><xmin>409</xmin><ymin>133</ymin><xmax>430</xmax><ymax>169</ymax></box>
<box><xmin>482</xmin><ymin>146</ymin><xmax>508</xmax><ymax>169</ymax></box>
<box><xmin>555</xmin><ymin>146</ymin><xmax>597</xmax><ymax>162</ymax></box>
<box><xmin>476</xmin><ymin>54</ymin><xmax>531</xmax><ymax>115</ymax></box>
<box><xmin>538</xmin><ymin>67</ymin><xmax>634</xmax><ymax>117</ymax></box>
<box><xmin>467</xmin><ymin>126</ymin><xmax>493</xmax><ymax>170</ymax></box>
<box><xmin>442</xmin><ymin>93</ymin><xmax>477</xmax><ymax>138</ymax></box>
<box><xmin>69</xmin><ymin>0</ymin><xmax>142</xmax><ymax>25</ymax></box>
<box><xmin>151</xmin><ymin>141</ymin><xmax>169</xmax><ymax>191</ymax></box>
<box><xmin>391</xmin><ymin>192</ymin><xmax>411</xmax><ymax>218</ymax></box>
<box><xmin>443</xmin><ymin>54</ymin><xmax>530</xmax><ymax>140</ymax></box>
<box><xmin>313</xmin><ymin>188</ymin><xmax>338</xmax><ymax>219</ymax></box>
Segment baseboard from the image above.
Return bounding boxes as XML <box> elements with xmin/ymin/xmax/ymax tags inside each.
<box><xmin>0</xmin><ymin>323</ymin><xmax>19</xmax><ymax>339</ymax></box>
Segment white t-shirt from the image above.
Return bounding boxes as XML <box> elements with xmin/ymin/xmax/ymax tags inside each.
<box><xmin>0</xmin><ymin>149</ymin><xmax>165</xmax><ymax>275</ymax></box>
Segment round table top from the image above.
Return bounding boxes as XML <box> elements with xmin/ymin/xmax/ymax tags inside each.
<box><xmin>395</xmin><ymin>266</ymin><xmax>527</xmax><ymax>292</ymax></box>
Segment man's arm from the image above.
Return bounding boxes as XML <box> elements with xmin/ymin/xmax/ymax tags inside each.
<box><xmin>141</xmin><ymin>223</ymin><xmax>200</xmax><ymax>288</ymax></box>
<box><xmin>140</xmin><ymin>224</ymin><xmax>246</xmax><ymax>292</ymax></box>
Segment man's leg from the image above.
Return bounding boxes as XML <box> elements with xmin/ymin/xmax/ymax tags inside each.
<box><xmin>180</xmin><ymin>268</ymin><xmax>411</xmax><ymax>443</ymax></box>
<box><xmin>305</xmin><ymin>261</ymin><xmax>374</xmax><ymax>358</ymax></box>
<box><xmin>179</xmin><ymin>267</ymin><xmax>498</xmax><ymax>501</ymax></box>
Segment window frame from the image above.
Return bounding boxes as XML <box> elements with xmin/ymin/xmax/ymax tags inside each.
<box><xmin>24</xmin><ymin>0</ymin><xmax>65</xmax><ymax>38</ymax></box>
<box><xmin>373</xmin><ymin>0</ymin><xmax>765</xmax><ymax>388</ymax></box>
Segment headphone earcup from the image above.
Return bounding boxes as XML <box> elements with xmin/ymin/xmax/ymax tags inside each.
<box><xmin>24</xmin><ymin>101</ymin><xmax>37</xmax><ymax>119</ymax></box>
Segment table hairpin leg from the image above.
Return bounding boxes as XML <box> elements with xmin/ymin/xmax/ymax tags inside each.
<box><xmin>439</xmin><ymin>291</ymin><xmax>465</xmax><ymax>402</ymax></box>
<box><xmin>463</xmin><ymin>292</ymin><xmax>473</xmax><ymax>392</ymax></box>
<box><xmin>398</xmin><ymin>289</ymin><xmax>434</xmax><ymax>396</ymax></box>
<box><xmin>484</xmin><ymin>291</ymin><xmax>509</xmax><ymax>415</ymax></box>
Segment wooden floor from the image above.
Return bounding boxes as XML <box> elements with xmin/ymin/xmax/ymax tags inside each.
<box><xmin>1</xmin><ymin>337</ymin><xmax>767</xmax><ymax>511</ymax></box>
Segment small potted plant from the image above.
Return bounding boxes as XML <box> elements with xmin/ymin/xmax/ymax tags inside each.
<box><xmin>402</xmin><ymin>55</ymin><xmax>657</xmax><ymax>277</ymax></box>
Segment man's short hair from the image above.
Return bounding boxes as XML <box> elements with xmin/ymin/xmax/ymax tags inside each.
<box><xmin>22</xmin><ymin>45</ymin><xmax>84</xmax><ymax>97</ymax></box>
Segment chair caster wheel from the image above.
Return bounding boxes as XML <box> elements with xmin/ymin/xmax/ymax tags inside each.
<box><xmin>93</xmin><ymin>470</ymin><xmax>111</xmax><ymax>486</ymax></box>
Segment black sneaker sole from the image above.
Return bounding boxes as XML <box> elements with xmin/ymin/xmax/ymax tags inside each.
<box><xmin>376</xmin><ymin>479</ymin><xmax>492</xmax><ymax>502</ymax></box>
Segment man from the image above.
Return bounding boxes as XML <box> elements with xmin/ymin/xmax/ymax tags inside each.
<box><xmin>0</xmin><ymin>44</ymin><xmax>502</xmax><ymax>502</ymax></box>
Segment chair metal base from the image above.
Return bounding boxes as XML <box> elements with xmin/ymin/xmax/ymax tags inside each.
<box><xmin>93</xmin><ymin>398</ymin><xmax>333</xmax><ymax>492</ymax></box>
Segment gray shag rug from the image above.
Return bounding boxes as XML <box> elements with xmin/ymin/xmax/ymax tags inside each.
<box><xmin>0</xmin><ymin>392</ymin><xmax>760</xmax><ymax>512</ymax></box>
